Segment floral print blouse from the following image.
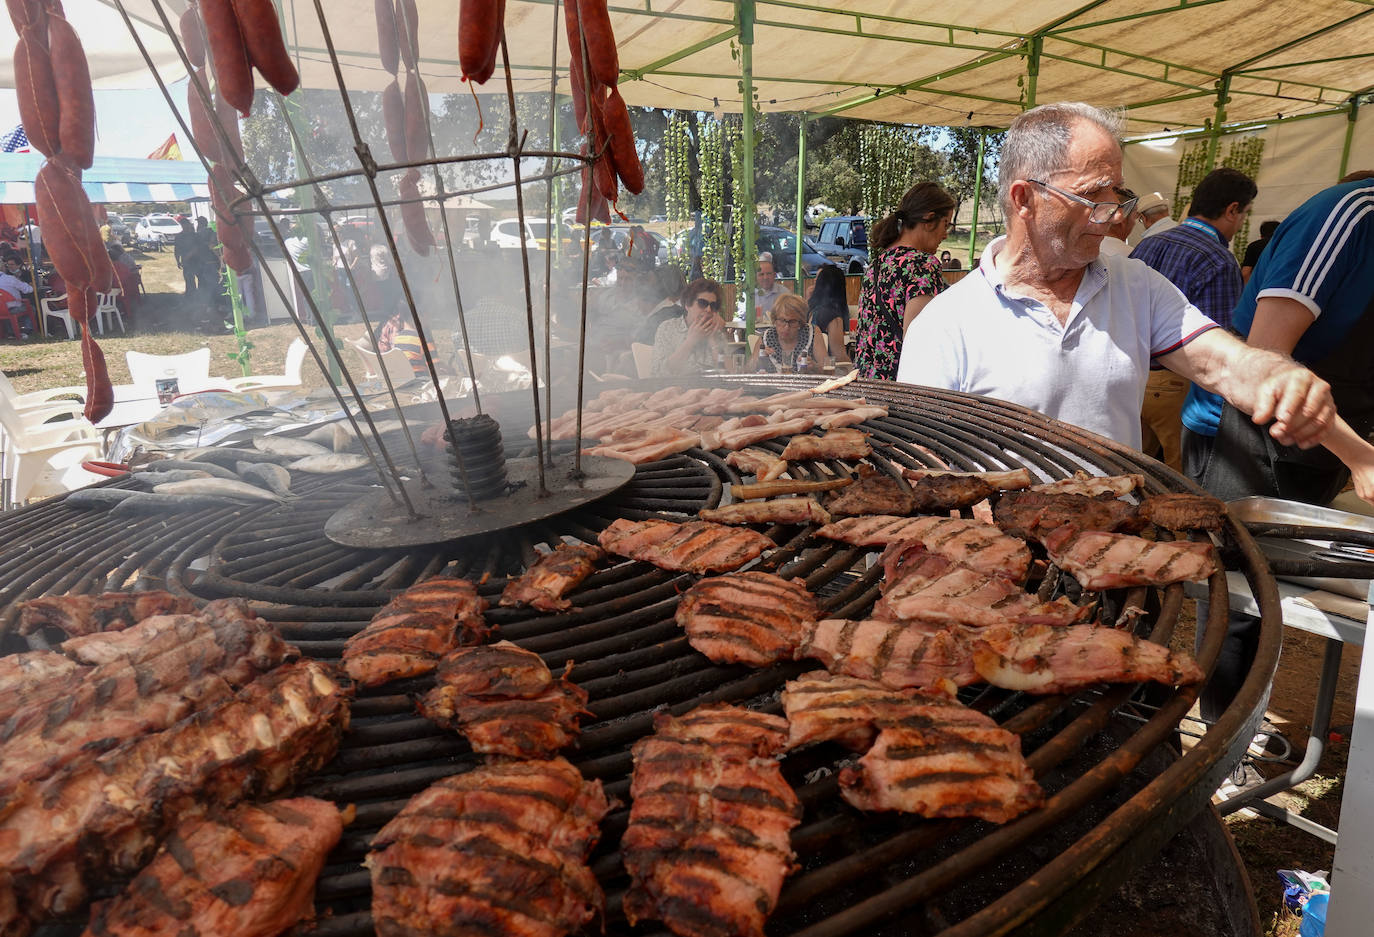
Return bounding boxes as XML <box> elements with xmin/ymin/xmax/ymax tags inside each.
<box><xmin>853</xmin><ymin>246</ymin><xmax>947</xmax><ymax>380</ymax></box>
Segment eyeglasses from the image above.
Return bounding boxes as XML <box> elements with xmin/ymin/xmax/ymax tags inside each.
<box><xmin>1027</xmin><ymin>179</ymin><xmax>1139</xmax><ymax>224</ymax></box>
<box><xmin>693</xmin><ymin>297</ymin><xmax>721</xmax><ymax>311</ymax></box>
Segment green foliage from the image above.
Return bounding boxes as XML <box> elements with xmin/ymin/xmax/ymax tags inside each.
<box><xmin>1220</xmin><ymin>134</ymin><xmax>1265</xmax><ymax>262</ymax></box>
<box><xmin>944</xmin><ymin>127</ymin><xmax>1004</xmax><ymax>226</ymax></box>
<box><xmin>1171</xmin><ymin>138</ymin><xmax>1211</xmax><ymax>219</ymax></box>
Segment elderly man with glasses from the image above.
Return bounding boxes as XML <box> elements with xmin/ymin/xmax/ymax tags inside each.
<box><xmin>897</xmin><ymin>101</ymin><xmax>1335</xmax><ymax>455</ymax></box>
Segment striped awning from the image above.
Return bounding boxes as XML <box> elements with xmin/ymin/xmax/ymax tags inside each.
<box><xmin>0</xmin><ymin>153</ymin><xmax>209</xmax><ymax>205</ymax></box>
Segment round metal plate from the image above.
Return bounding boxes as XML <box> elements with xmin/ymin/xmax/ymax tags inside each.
<box><xmin>323</xmin><ymin>454</ymin><xmax>635</xmax><ymax>548</ymax></box>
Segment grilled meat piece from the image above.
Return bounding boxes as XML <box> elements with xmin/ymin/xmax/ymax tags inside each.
<box><xmin>1040</xmin><ymin>525</ymin><xmax>1220</xmax><ymax>590</ymax></box>
<box><xmin>725</xmin><ymin>448</ymin><xmax>789</xmax><ymax>481</ymax></box>
<box><xmin>781</xmin><ymin>671</ymin><xmax>982</xmax><ymax>751</ymax></box>
<box><xmin>825</xmin><ymin>473</ymin><xmax>916</xmax><ymax>517</ymax></box>
<box><xmin>698</xmin><ymin>498</ymin><xmax>831</xmax><ymax>527</ymax></box>
<box><xmin>1136</xmin><ymin>493</ymin><xmax>1227</xmax><ymax>531</ymax></box>
<box><xmin>799</xmin><ymin>618</ymin><xmax>979</xmax><ymax>690</ymax></box>
<box><xmin>368</xmin><ymin>758</ymin><xmax>611</xmax><ymax>937</ymax></box>
<box><xmin>1</xmin><ymin>607</ymin><xmax>294</xmax><ymax>797</ymax></box>
<box><xmin>81</xmin><ymin>797</ymin><xmax>343</xmax><ymax>937</ymax></box>
<box><xmin>907</xmin><ymin>474</ymin><xmax>997</xmax><ymax>512</ymax></box>
<box><xmin>972</xmin><ymin>622</ymin><xmax>1205</xmax><ymax>694</ymax></box>
<box><xmin>0</xmin><ymin>650</ymin><xmax>80</xmax><ymax>726</ymax></box>
<box><xmin>716</xmin><ymin>415</ymin><xmax>816</xmax><ymax>451</ymax></box>
<box><xmin>623</xmin><ymin>705</ymin><xmax>800</xmax><ymax>937</ymax></box>
<box><xmin>676</xmin><ymin>572</ymin><xmax>818</xmax><ymax>667</ymax></box>
<box><xmin>0</xmin><ymin>660</ymin><xmax>350</xmax><ymax>935</ymax></box>
<box><xmin>59</xmin><ymin>598</ymin><xmax>258</xmax><ymax>667</ymax></box>
<box><xmin>584</xmin><ymin>427</ymin><xmax>700</xmax><ymax>465</ymax></box>
<box><xmin>780</xmin><ymin>427</ymin><xmax>871</xmax><ymax>461</ymax></box>
<box><xmin>993</xmin><ymin>490</ymin><xmax>1143</xmax><ymax>541</ymax></box>
<box><xmin>875</xmin><ymin>542</ymin><xmax>1088</xmax><ymax>628</ymax></box>
<box><xmin>598</xmin><ymin>518</ymin><xmax>774</xmax><ymax>574</ymax></box>
<box><xmin>902</xmin><ymin>467</ymin><xmax>1034</xmax><ymax>490</ymax></box>
<box><xmin>1031</xmin><ymin>471</ymin><xmax>1144</xmax><ymax>497</ymax></box>
<box><xmin>817</xmin><ymin>515</ymin><xmax>1031</xmax><ymax>580</ymax></box>
<box><xmin>500</xmin><ymin>543</ymin><xmax>605</xmax><ymax>612</ymax></box>
<box><xmin>17</xmin><ymin>590</ymin><xmax>196</xmax><ymax>637</ymax></box>
<box><xmin>417</xmin><ymin>641</ymin><xmax>588</xmax><ymax>759</ymax></box>
<box><xmin>839</xmin><ymin>724</ymin><xmax>1043</xmax><ymax>824</ymax></box>
<box><xmin>343</xmin><ymin>577</ymin><xmax>490</xmax><ymax>687</ymax></box>
<box><xmin>816</xmin><ymin>405</ymin><xmax>889</xmax><ymax>430</ymax></box>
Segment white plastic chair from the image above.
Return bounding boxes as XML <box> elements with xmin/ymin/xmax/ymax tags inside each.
<box><xmin>94</xmin><ymin>289</ymin><xmax>124</xmax><ymax>335</ymax></box>
<box><xmin>630</xmin><ymin>342</ymin><xmax>654</xmax><ymax>379</ymax></box>
<box><xmin>126</xmin><ymin>347</ymin><xmax>212</xmax><ymax>398</ymax></box>
<box><xmin>0</xmin><ymin>394</ymin><xmax>103</xmax><ymax>507</ymax></box>
<box><xmin>351</xmin><ymin>339</ymin><xmax>418</xmax><ymax>387</ymax></box>
<box><xmin>40</xmin><ymin>294</ymin><xmax>79</xmax><ymax>340</ymax></box>
<box><xmin>224</xmin><ymin>338</ymin><xmax>309</xmax><ymax>392</ymax></box>
<box><xmin>0</xmin><ymin>370</ymin><xmax>91</xmax><ymax>414</ymax></box>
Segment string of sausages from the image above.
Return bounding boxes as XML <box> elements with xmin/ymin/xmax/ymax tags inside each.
<box><xmin>377</xmin><ymin>0</ymin><xmax>435</xmax><ymax>255</ymax></box>
<box><xmin>8</xmin><ymin>0</ymin><xmax>114</xmax><ymax>421</ymax></box>
<box><xmin>458</xmin><ymin>0</ymin><xmax>644</xmax><ymax>223</ymax></box>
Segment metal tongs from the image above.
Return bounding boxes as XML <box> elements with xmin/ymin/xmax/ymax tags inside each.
<box><xmin>1242</xmin><ymin>522</ymin><xmax>1374</xmax><ymax>579</ymax></box>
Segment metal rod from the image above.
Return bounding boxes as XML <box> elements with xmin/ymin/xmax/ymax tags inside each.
<box><xmin>1340</xmin><ymin>97</ymin><xmax>1360</xmax><ymax>179</ymax></box>
<box><xmin>1024</xmin><ymin>34</ymin><xmax>1042</xmax><ymax>109</ymax></box>
<box><xmin>739</xmin><ymin>0</ymin><xmax>758</xmax><ymax>335</ymax></box>
<box><xmin>966</xmin><ymin>128</ymin><xmax>986</xmax><ymax>268</ymax></box>
<box><xmin>543</xmin><ymin>0</ymin><xmax>560</xmax><ymax>467</ymax></box>
<box><xmin>1204</xmin><ymin>73</ymin><xmax>1233</xmax><ymax>172</ymax></box>
<box><xmin>792</xmin><ymin>115</ymin><xmax>807</xmax><ymax>295</ymax></box>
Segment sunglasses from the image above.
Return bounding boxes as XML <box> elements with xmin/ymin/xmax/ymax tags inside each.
<box><xmin>693</xmin><ymin>297</ymin><xmax>721</xmax><ymax>311</ymax></box>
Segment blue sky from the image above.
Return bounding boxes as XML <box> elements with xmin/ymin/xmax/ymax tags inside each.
<box><xmin>0</xmin><ymin>83</ymin><xmax>191</xmax><ymax>159</ymax></box>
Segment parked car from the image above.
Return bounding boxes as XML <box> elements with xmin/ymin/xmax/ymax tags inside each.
<box><xmin>816</xmin><ymin>215</ymin><xmax>871</xmax><ymax>252</ymax></box>
<box><xmin>491</xmin><ymin>217</ymin><xmax>571</xmax><ymax>250</ymax></box>
<box><xmin>134</xmin><ymin>214</ymin><xmax>183</xmax><ymax>248</ymax></box>
<box><xmin>602</xmin><ymin>224</ymin><xmax>669</xmax><ymax>266</ymax></box>
<box><xmin>756</xmin><ymin>226</ymin><xmax>838</xmax><ymax>279</ymax></box>
<box><xmin>103</xmin><ymin>215</ymin><xmax>132</xmax><ymax>245</ymax></box>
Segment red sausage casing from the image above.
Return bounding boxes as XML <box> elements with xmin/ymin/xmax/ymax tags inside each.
<box><xmin>395</xmin><ymin>0</ymin><xmax>419</xmax><ymax>70</ymax></box>
<box><xmin>381</xmin><ymin>79</ymin><xmax>407</xmax><ymax>164</ymax></box>
<box><xmin>179</xmin><ymin>7</ymin><xmax>206</xmax><ymax>69</ymax></box>
<box><xmin>78</xmin><ymin>316</ymin><xmax>113</xmax><ymax>423</ymax></box>
<box><xmin>403</xmin><ymin>71</ymin><xmax>429</xmax><ymax>162</ymax></box>
<box><xmin>601</xmin><ymin>88</ymin><xmax>643</xmax><ymax>194</ymax></box>
<box><xmin>230</xmin><ymin>0</ymin><xmax>300</xmax><ymax>97</ymax></box>
<box><xmin>575</xmin><ymin>0</ymin><xmax>619</xmax><ymax>88</ymax></box>
<box><xmin>47</xmin><ymin>14</ymin><xmax>95</xmax><ymax>169</ymax></box>
<box><xmin>200</xmin><ymin>0</ymin><xmax>255</xmax><ymax>115</ymax></box>
<box><xmin>215</xmin><ymin>90</ymin><xmax>245</xmax><ymax>162</ymax></box>
<box><xmin>458</xmin><ymin>0</ymin><xmax>503</xmax><ymax>85</ymax></box>
<box><xmin>398</xmin><ymin>168</ymin><xmax>434</xmax><ymax>255</ymax></box>
<box><xmin>36</xmin><ymin>158</ymin><xmax>113</xmax><ymax>293</ymax></box>
<box><xmin>187</xmin><ymin>70</ymin><xmax>223</xmax><ymax>165</ymax></box>
<box><xmin>14</xmin><ymin>33</ymin><xmax>61</xmax><ymax>158</ymax></box>
<box><xmin>5</xmin><ymin>0</ymin><xmax>46</xmax><ymax>32</ymax></box>
<box><xmin>375</xmin><ymin>0</ymin><xmax>399</xmax><ymax>74</ymax></box>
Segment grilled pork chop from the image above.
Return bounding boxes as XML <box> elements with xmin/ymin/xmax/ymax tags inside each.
<box><xmin>623</xmin><ymin>705</ymin><xmax>800</xmax><ymax>937</ymax></box>
<box><xmin>1135</xmin><ymin>493</ymin><xmax>1227</xmax><ymax>531</ymax></box>
<box><xmin>0</xmin><ymin>650</ymin><xmax>80</xmax><ymax>726</ymax></box>
<box><xmin>780</xmin><ymin>426</ymin><xmax>872</xmax><ymax>461</ymax></box>
<box><xmin>368</xmin><ymin>757</ymin><xmax>611</xmax><ymax>937</ymax></box>
<box><xmin>17</xmin><ymin>590</ymin><xmax>196</xmax><ymax>637</ymax></box>
<box><xmin>698</xmin><ymin>498</ymin><xmax>832</xmax><ymax>526</ymax></box>
<box><xmin>781</xmin><ymin>671</ymin><xmax>982</xmax><ymax>751</ymax></box>
<box><xmin>825</xmin><ymin>473</ymin><xmax>916</xmax><ymax>517</ymax></box>
<box><xmin>1030</xmin><ymin>471</ymin><xmax>1143</xmax><ymax>497</ymax></box>
<box><xmin>0</xmin><ymin>660</ymin><xmax>350</xmax><ymax>935</ymax></box>
<box><xmin>906</xmin><ymin>474</ymin><xmax>997</xmax><ymax>512</ymax></box>
<box><xmin>972</xmin><ymin>623</ymin><xmax>1205</xmax><ymax>694</ymax></box>
<box><xmin>81</xmin><ymin>798</ymin><xmax>344</xmax><ymax>937</ymax></box>
<box><xmin>676</xmin><ymin>571</ymin><xmax>818</xmax><ymax>666</ymax></box>
<box><xmin>1040</xmin><ymin>525</ymin><xmax>1220</xmax><ymax>589</ymax></box>
<box><xmin>725</xmin><ymin>448</ymin><xmax>789</xmax><ymax>481</ymax></box>
<box><xmin>799</xmin><ymin>618</ymin><xmax>979</xmax><ymax>689</ymax></box>
<box><xmin>875</xmin><ymin>542</ymin><xmax>1087</xmax><ymax>628</ymax></box>
<box><xmin>902</xmin><ymin>467</ymin><xmax>1034</xmax><ymax>490</ymax></box>
<box><xmin>598</xmin><ymin>518</ymin><xmax>775</xmax><ymax>573</ymax></box>
<box><xmin>500</xmin><ymin>543</ymin><xmax>605</xmax><ymax>612</ymax></box>
<box><xmin>993</xmin><ymin>490</ymin><xmax>1143</xmax><ymax>541</ymax></box>
<box><xmin>343</xmin><ymin>577</ymin><xmax>490</xmax><ymax>687</ymax></box>
<box><xmin>839</xmin><ymin>724</ymin><xmax>1043</xmax><ymax>824</ymax></box>
<box><xmin>817</xmin><ymin>515</ymin><xmax>1030</xmax><ymax>580</ymax></box>
<box><xmin>417</xmin><ymin>641</ymin><xmax>588</xmax><ymax>758</ymax></box>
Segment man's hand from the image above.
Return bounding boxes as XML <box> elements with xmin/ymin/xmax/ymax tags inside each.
<box><xmin>1249</xmin><ymin>364</ymin><xmax>1334</xmax><ymax>448</ymax></box>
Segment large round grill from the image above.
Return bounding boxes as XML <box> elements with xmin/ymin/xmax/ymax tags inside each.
<box><xmin>8</xmin><ymin>377</ymin><xmax>1280</xmax><ymax>937</ymax></box>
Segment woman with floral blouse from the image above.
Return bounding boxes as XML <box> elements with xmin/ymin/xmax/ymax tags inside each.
<box><xmin>853</xmin><ymin>182</ymin><xmax>955</xmax><ymax>380</ymax></box>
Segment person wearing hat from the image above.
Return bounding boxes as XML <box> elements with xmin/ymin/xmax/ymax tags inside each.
<box><xmin>1133</xmin><ymin>191</ymin><xmax>1177</xmax><ymax>242</ymax></box>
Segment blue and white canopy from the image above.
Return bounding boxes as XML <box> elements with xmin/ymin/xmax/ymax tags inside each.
<box><xmin>0</xmin><ymin>153</ymin><xmax>208</xmax><ymax>205</ymax></box>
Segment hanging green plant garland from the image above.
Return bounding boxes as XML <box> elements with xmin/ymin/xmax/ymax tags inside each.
<box><xmin>700</xmin><ymin>117</ymin><xmax>726</xmax><ymax>281</ymax></box>
<box><xmin>665</xmin><ymin>114</ymin><xmax>692</xmax><ymax>271</ymax></box>
<box><xmin>1221</xmin><ymin>134</ymin><xmax>1265</xmax><ymax>262</ymax></box>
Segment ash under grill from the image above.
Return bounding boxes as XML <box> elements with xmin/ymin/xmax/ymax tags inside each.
<box><xmin>8</xmin><ymin>377</ymin><xmax>1280</xmax><ymax>937</ymax></box>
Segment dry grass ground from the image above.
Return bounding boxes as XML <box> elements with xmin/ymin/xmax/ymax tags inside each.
<box><xmin>0</xmin><ymin>254</ymin><xmax>1357</xmax><ymax>934</ymax></box>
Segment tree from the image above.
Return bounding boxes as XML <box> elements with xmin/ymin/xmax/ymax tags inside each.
<box><xmin>941</xmin><ymin>127</ymin><xmax>1004</xmax><ymax>227</ymax></box>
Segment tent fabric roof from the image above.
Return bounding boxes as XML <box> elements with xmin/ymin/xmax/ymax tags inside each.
<box><xmin>98</xmin><ymin>0</ymin><xmax>1374</xmax><ymax>135</ymax></box>
<box><xmin>0</xmin><ymin>0</ymin><xmax>186</xmax><ymax>89</ymax></box>
<box><xmin>0</xmin><ymin>154</ymin><xmax>208</xmax><ymax>204</ymax></box>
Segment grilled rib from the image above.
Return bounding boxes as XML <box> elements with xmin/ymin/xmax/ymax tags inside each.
<box><xmin>698</xmin><ymin>498</ymin><xmax>832</xmax><ymax>527</ymax></box>
<box><xmin>500</xmin><ymin>543</ymin><xmax>606</xmax><ymax>612</ymax></box>
<box><xmin>779</xmin><ymin>427</ymin><xmax>871</xmax><ymax>461</ymax></box>
<box><xmin>971</xmin><ymin>623</ymin><xmax>1205</xmax><ymax>694</ymax></box>
<box><xmin>418</xmin><ymin>641</ymin><xmax>588</xmax><ymax>759</ymax></box>
<box><xmin>80</xmin><ymin>798</ymin><xmax>344</xmax><ymax>937</ymax></box>
<box><xmin>343</xmin><ymin>577</ymin><xmax>490</xmax><ymax>687</ymax></box>
<box><xmin>799</xmin><ymin>617</ymin><xmax>979</xmax><ymax>690</ymax></box>
<box><xmin>781</xmin><ymin>671</ymin><xmax>985</xmax><ymax>751</ymax></box>
<box><xmin>367</xmin><ymin>757</ymin><xmax>611</xmax><ymax>937</ymax></box>
<box><xmin>598</xmin><ymin>518</ymin><xmax>774</xmax><ymax>574</ymax></box>
<box><xmin>1040</xmin><ymin>525</ymin><xmax>1220</xmax><ymax>589</ymax></box>
<box><xmin>17</xmin><ymin>590</ymin><xmax>197</xmax><ymax>637</ymax></box>
<box><xmin>623</xmin><ymin>705</ymin><xmax>800</xmax><ymax>937</ymax></box>
<box><xmin>0</xmin><ymin>650</ymin><xmax>80</xmax><ymax>726</ymax></box>
<box><xmin>0</xmin><ymin>660</ymin><xmax>351</xmax><ymax>935</ymax></box>
<box><xmin>993</xmin><ymin>489</ymin><xmax>1144</xmax><ymax>541</ymax></box>
<box><xmin>676</xmin><ymin>571</ymin><xmax>819</xmax><ymax>667</ymax></box>
<box><xmin>818</xmin><ymin>515</ymin><xmax>1030</xmax><ymax>580</ymax></box>
<box><xmin>838</xmin><ymin>724</ymin><xmax>1043</xmax><ymax>824</ymax></box>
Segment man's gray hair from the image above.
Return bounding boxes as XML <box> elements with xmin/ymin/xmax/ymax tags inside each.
<box><xmin>997</xmin><ymin>102</ymin><xmax>1124</xmax><ymax>216</ymax></box>
<box><xmin>757</xmin><ymin>252</ymin><xmax>775</xmax><ymax>265</ymax></box>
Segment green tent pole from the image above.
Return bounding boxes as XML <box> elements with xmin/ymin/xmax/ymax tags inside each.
<box><xmin>1339</xmin><ymin>98</ymin><xmax>1359</xmax><ymax>180</ymax></box>
<box><xmin>1204</xmin><ymin>73</ymin><xmax>1231</xmax><ymax>172</ymax></box>
<box><xmin>1024</xmin><ymin>35</ymin><xmax>1042</xmax><ymax>109</ymax></box>
<box><xmin>739</xmin><ymin>0</ymin><xmax>758</xmax><ymax>335</ymax></box>
<box><xmin>793</xmin><ymin>115</ymin><xmax>808</xmax><ymax>295</ymax></box>
<box><xmin>966</xmin><ymin>129</ymin><xmax>986</xmax><ymax>268</ymax></box>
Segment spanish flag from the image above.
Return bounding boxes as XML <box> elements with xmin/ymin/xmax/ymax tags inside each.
<box><xmin>147</xmin><ymin>134</ymin><xmax>182</xmax><ymax>160</ymax></box>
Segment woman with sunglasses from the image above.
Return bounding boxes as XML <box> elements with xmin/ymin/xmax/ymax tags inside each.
<box><xmin>749</xmin><ymin>293</ymin><xmax>830</xmax><ymax>373</ymax></box>
<box><xmin>853</xmin><ymin>181</ymin><xmax>956</xmax><ymax>380</ymax></box>
<box><xmin>650</xmin><ymin>278</ymin><xmax>726</xmax><ymax>376</ymax></box>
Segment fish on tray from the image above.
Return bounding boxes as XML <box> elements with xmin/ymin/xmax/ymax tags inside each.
<box><xmin>342</xmin><ymin>577</ymin><xmax>491</xmax><ymax>687</ymax></box>
<box><xmin>500</xmin><ymin>542</ymin><xmax>605</xmax><ymax>612</ymax></box>
<box><xmin>698</xmin><ymin>498</ymin><xmax>831</xmax><ymax>527</ymax></box>
<box><xmin>780</xmin><ymin>426</ymin><xmax>872</xmax><ymax>461</ymax></box>
<box><xmin>1039</xmin><ymin>525</ymin><xmax>1221</xmax><ymax>589</ymax></box>
<box><xmin>288</xmin><ymin>453</ymin><xmax>370</xmax><ymax>473</ymax></box>
<box><xmin>598</xmin><ymin>518</ymin><xmax>774</xmax><ymax>574</ymax></box>
<box><xmin>676</xmin><ymin>571</ymin><xmax>818</xmax><ymax>666</ymax></box>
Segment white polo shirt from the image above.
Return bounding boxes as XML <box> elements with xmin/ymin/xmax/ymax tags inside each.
<box><xmin>896</xmin><ymin>236</ymin><xmax>1217</xmax><ymax>448</ymax></box>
